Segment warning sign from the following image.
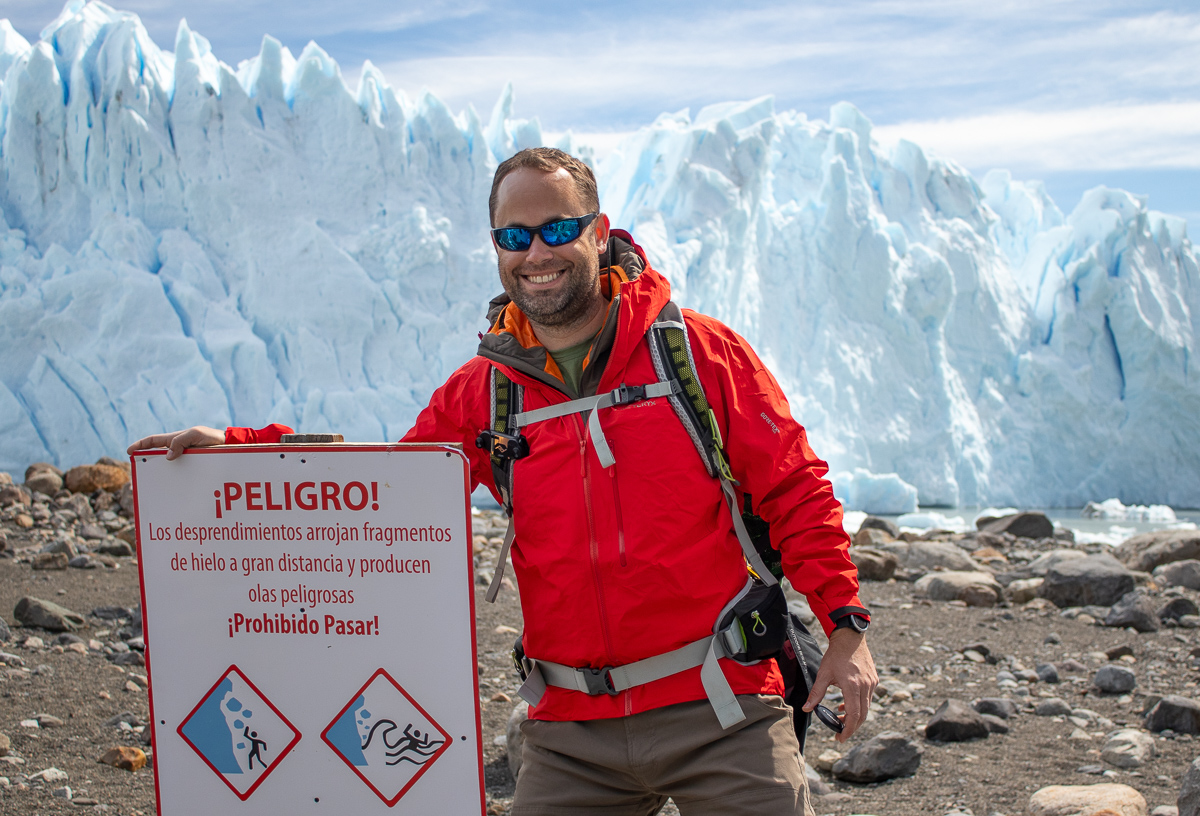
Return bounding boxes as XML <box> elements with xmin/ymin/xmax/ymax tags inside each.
<box><xmin>133</xmin><ymin>445</ymin><xmax>484</xmax><ymax>814</ymax></box>
<box><xmin>323</xmin><ymin>668</ymin><xmax>451</xmax><ymax>806</ymax></box>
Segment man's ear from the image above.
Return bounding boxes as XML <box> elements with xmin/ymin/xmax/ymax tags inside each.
<box><xmin>594</xmin><ymin>213</ymin><xmax>610</xmax><ymax>255</ymax></box>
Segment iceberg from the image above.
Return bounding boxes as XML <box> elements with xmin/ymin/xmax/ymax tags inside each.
<box><xmin>831</xmin><ymin>468</ymin><xmax>919</xmax><ymax>515</ymax></box>
<box><xmin>0</xmin><ymin>3</ymin><xmax>1197</xmax><ymax>510</ymax></box>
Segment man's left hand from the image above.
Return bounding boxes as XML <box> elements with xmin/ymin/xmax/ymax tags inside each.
<box><xmin>802</xmin><ymin>628</ymin><xmax>878</xmax><ymax>742</ymax></box>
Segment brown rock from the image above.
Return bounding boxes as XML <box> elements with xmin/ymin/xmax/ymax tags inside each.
<box><xmin>0</xmin><ymin>472</ymin><xmax>11</xmax><ymax>485</ymax></box>
<box><xmin>115</xmin><ymin>527</ymin><xmax>136</xmax><ymax>545</ymax></box>
<box><xmin>117</xmin><ymin>483</ymin><xmax>134</xmax><ymax>514</ymax></box>
<box><xmin>1115</xmin><ymin>530</ymin><xmax>1200</xmax><ymax>573</ymax></box>
<box><xmin>15</xmin><ymin>513</ymin><xmax>34</xmax><ymax>528</ymax></box>
<box><xmin>65</xmin><ymin>465</ymin><xmax>130</xmax><ymax>494</ymax></box>
<box><xmin>853</xmin><ymin>527</ymin><xmax>894</xmax><ymax>548</ymax></box>
<box><xmin>0</xmin><ymin>731</ymin><xmax>10</xmax><ymax>756</ymax></box>
<box><xmin>95</xmin><ymin>456</ymin><xmax>131</xmax><ymax>473</ymax></box>
<box><xmin>1026</xmin><ymin>782</ymin><xmax>1146</xmax><ymax>815</ymax></box>
<box><xmin>24</xmin><ymin>462</ymin><xmax>62</xmax><ymax>482</ymax></box>
<box><xmin>0</xmin><ymin>485</ymin><xmax>31</xmax><ymax>507</ymax></box>
<box><xmin>32</xmin><ymin>552</ymin><xmax>69</xmax><ymax>571</ymax></box>
<box><xmin>98</xmin><ymin>746</ymin><xmax>147</xmax><ymax>772</ymax></box>
<box><xmin>850</xmin><ymin>547</ymin><xmax>899</xmax><ymax>581</ymax></box>
<box><xmin>24</xmin><ymin>470</ymin><xmax>63</xmax><ymax>496</ymax></box>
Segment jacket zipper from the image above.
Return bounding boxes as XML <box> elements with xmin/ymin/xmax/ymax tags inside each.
<box><xmin>576</xmin><ymin>417</ymin><xmax>622</xmax><ymax>709</ymax></box>
<box><xmin>610</xmin><ymin>466</ymin><xmax>626</xmax><ymax>567</ymax></box>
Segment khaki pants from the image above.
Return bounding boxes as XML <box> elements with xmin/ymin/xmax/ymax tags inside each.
<box><xmin>511</xmin><ymin>694</ymin><xmax>815</xmax><ymax>816</ymax></box>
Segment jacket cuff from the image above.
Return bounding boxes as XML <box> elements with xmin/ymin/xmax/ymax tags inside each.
<box><xmin>224</xmin><ymin>424</ymin><xmax>294</xmax><ymax>445</ymax></box>
<box><xmin>828</xmin><ymin>605</ymin><xmax>871</xmax><ymax>623</ymax></box>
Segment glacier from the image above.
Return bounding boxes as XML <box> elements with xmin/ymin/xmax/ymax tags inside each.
<box><xmin>0</xmin><ymin>2</ymin><xmax>1197</xmax><ymax>509</ymax></box>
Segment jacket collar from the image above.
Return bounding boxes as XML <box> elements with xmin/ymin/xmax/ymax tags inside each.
<box><xmin>478</xmin><ymin>230</ymin><xmax>671</xmax><ymax>397</ymax></box>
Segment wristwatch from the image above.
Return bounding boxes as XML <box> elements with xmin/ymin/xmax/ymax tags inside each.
<box><xmin>831</xmin><ymin>609</ymin><xmax>870</xmax><ymax>634</ymax></box>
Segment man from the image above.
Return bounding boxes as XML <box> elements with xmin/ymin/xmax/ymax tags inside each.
<box><xmin>129</xmin><ymin>148</ymin><xmax>876</xmax><ymax>815</ymax></box>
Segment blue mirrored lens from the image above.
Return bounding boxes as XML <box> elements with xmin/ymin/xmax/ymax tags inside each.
<box><xmin>540</xmin><ymin>218</ymin><xmax>582</xmax><ymax>246</ymax></box>
<box><xmin>495</xmin><ymin>228</ymin><xmax>533</xmax><ymax>251</ymax></box>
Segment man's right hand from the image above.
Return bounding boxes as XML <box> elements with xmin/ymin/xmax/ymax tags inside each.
<box><xmin>127</xmin><ymin>426</ymin><xmax>225</xmax><ymax>461</ymax></box>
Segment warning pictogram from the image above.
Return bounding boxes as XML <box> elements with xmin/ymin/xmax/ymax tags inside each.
<box><xmin>322</xmin><ymin>668</ymin><xmax>452</xmax><ymax>806</ymax></box>
<box><xmin>177</xmin><ymin>665</ymin><xmax>301</xmax><ymax>800</ymax></box>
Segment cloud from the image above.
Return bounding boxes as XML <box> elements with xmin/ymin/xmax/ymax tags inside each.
<box><xmin>873</xmin><ymin>102</ymin><xmax>1200</xmax><ymax>172</ymax></box>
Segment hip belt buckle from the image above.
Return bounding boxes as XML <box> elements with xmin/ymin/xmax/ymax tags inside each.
<box><xmin>579</xmin><ymin>666</ymin><xmax>619</xmax><ymax>696</ymax></box>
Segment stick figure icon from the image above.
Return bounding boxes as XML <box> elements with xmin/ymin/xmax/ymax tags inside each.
<box><xmin>243</xmin><ymin>726</ymin><xmax>268</xmax><ymax>770</ymax></box>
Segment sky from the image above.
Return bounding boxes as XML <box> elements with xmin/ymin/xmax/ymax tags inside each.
<box><xmin>5</xmin><ymin>0</ymin><xmax>1200</xmax><ymax>231</ymax></box>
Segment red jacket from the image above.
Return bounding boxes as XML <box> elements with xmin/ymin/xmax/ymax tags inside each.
<box><xmin>230</xmin><ymin>232</ymin><xmax>863</xmax><ymax>722</ymax></box>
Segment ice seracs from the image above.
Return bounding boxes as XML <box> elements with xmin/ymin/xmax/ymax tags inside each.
<box><xmin>0</xmin><ymin>2</ymin><xmax>1196</xmax><ymax>510</ymax></box>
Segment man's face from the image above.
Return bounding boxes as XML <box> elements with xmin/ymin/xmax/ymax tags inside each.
<box><xmin>492</xmin><ymin>167</ymin><xmax>607</xmax><ymax>330</ymax></box>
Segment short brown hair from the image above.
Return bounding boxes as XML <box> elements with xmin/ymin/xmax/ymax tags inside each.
<box><xmin>489</xmin><ymin>148</ymin><xmax>599</xmax><ymax>226</ymax></box>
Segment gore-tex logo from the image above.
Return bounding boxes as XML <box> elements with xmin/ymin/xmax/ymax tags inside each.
<box><xmin>760</xmin><ymin>412</ymin><xmax>780</xmax><ymax>434</ymax></box>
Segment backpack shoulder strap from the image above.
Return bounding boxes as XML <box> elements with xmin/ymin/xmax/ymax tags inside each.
<box><xmin>482</xmin><ymin>366</ymin><xmax>522</xmax><ymax>604</ymax></box>
<box><xmin>647</xmin><ymin>302</ymin><xmax>779</xmax><ymax>585</ymax></box>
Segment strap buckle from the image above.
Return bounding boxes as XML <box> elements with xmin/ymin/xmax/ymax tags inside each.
<box><xmin>475</xmin><ymin>429</ymin><xmax>530</xmax><ymax>461</ymax></box>
<box><xmin>578</xmin><ymin>666</ymin><xmax>619</xmax><ymax>696</ymax></box>
<box><xmin>609</xmin><ymin>383</ymin><xmax>647</xmax><ymax>406</ymax></box>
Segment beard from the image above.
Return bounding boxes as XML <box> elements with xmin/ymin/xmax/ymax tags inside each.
<box><xmin>500</xmin><ymin>259</ymin><xmax>603</xmax><ymax>329</ymax></box>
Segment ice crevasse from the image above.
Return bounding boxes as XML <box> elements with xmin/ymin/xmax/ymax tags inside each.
<box><xmin>0</xmin><ymin>2</ymin><xmax>1196</xmax><ymax>510</ymax></box>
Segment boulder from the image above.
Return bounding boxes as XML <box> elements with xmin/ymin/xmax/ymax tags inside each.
<box><xmin>1028</xmin><ymin>549</ymin><xmax>1088</xmax><ymax>576</ymax></box>
<box><xmin>1161</xmin><ymin>598</ymin><xmax>1200</xmax><ymax>622</ymax></box>
<box><xmin>1101</xmin><ymin>728</ymin><xmax>1155</xmax><ymax>768</ymax></box>
<box><xmin>1035</xmin><ymin>698</ymin><xmax>1074</xmax><ymax>717</ymax></box>
<box><xmin>1036</xmin><ymin>663</ymin><xmax>1061</xmax><ymax>684</ymax></box>
<box><xmin>1008</xmin><ymin>577</ymin><xmax>1045</xmax><ymax>603</ymax></box>
<box><xmin>1093</xmin><ymin>665</ymin><xmax>1138</xmax><ymax>694</ymax></box>
<box><xmin>850</xmin><ymin>547</ymin><xmax>899</xmax><ymax>581</ymax></box>
<box><xmin>117</xmin><ymin>483</ymin><xmax>134</xmax><ymax>514</ymax></box>
<box><xmin>0</xmin><ymin>618</ymin><xmax>11</xmax><ymax>642</ymax></box>
<box><xmin>506</xmin><ymin>701</ymin><xmax>529</xmax><ymax>778</ymax></box>
<box><xmin>889</xmin><ymin>540</ymin><xmax>981</xmax><ymax>572</ymax></box>
<box><xmin>981</xmin><ymin>713</ymin><xmax>1010</xmax><ymax>733</ymax></box>
<box><xmin>1117</xmin><ymin>530</ymin><xmax>1200</xmax><ymax>573</ymax></box>
<box><xmin>853</xmin><ymin>527</ymin><xmax>895</xmax><ymax>548</ymax></box>
<box><xmin>1026</xmin><ymin>783</ymin><xmax>1147</xmax><ymax>815</ymax></box>
<box><xmin>0</xmin><ymin>485</ymin><xmax>31</xmax><ymax>507</ymax></box>
<box><xmin>1145</xmin><ymin>696</ymin><xmax>1200</xmax><ymax>734</ymax></box>
<box><xmin>858</xmin><ymin>516</ymin><xmax>900</xmax><ymax>538</ymax></box>
<box><xmin>65</xmin><ymin>464</ymin><xmax>129</xmax><ymax>494</ymax></box>
<box><xmin>974</xmin><ymin>697</ymin><xmax>1018</xmax><ymax>719</ymax></box>
<box><xmin>979</xmin><ymin>511</ymin><xmax>1054</xmax><ymax>539</ymax></box>
<box><xmin>1104</xmin><ymin>591</ymin><xmax>1161</xmax><ymax>632</ymax></box>
<box><xmin>1156</xmin><ymin>560</ymin><xmax>1200</xmax><ymax>591</ymax></box>
<box><xmin>924</xmin><ymin>699</ymin><xmax>990</xmax><ymax>742</ymax></box>
<box><xmin>25</xmin><ymin>470</ymin><xmax>63</xmax><ymax>496</ymax></box>
<box><xmin>1180</xmin><ymin>756</ymin><xmax>1200</xmax><ymax>816</ymax></box>
<box><xmin>915</xmin><ymin>571</ymin><xmax>1002</xmax><ymax>606</ymax></box>
<box><xmin>31</xmin><ymin>552</ymin><xmax>69</xmax><ymax>571</ymax></box>
<box><xmin>24</xmin><ymin>463</ymin><xmax>62</xmax><ymax>482</ymax></box>
<box><xmin>13</xmin><ymin>597</ymin><xmax>85</xmax><ymax>632</ymax></box>
<box><xmin>830</xmin><ymin>731</ymin><xmax>921</xmax><ymax>782</ymax></box>
<box><xmin>1040</xmin><ymin>554</ymin><xmax>1136</xmax><ymax>608</ymax></box>
<box><xmin>0</xmin><ymin>472</ymin><xmax>10</xmax><ymax>485</ymax></box>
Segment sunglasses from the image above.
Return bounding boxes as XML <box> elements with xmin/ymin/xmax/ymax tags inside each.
<box><xmin>491</xmin><ymin>213</ymin><xmax>599</xmax><ymax>252</ymax></box>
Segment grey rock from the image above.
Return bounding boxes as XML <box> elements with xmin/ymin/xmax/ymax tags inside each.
<box><xmin>109</xmin><ymin>651</ymin><xmax>145</xmax><ymax>666</ymax></box>
<box><xmin>925</xmin><ymin>699</ymin><xmax>991</xmax><ymax>742</ymax></box>
<box><xmin>95</xmin><ymin>539</ymin><xmax>134</xmax><ymax>557</ymax></box>
<box><xmin>979</xmin><ymin>511</ymin><xmax>1054</xmax><ymax>539</ymax></box>
<box><xmin>105</xmin><ymin>711</ymin><xmax>142</xmax><ymax>728</ymax></box>
<box><xmin>0</xmin><ymin>731</ymin><xmax>9</xmax><ymax>756</ymax></box>
<box><xmin>117</xmin><ymin>483</ymin><xmax>134</xmax><ymax>515</ymax></box>
<box><xmin>1093</xmin><ymin>664</ymin><xmax>1138</xmax><ymax>694</ymax></box>
<box><xmin>850</xmin><ymin>547</ymin><xmax>899</xmax><ymax>581</ymax></box>
<box><xmin>980</xmin><ymin>713</ymin><xmax>1009</xmax><ymax>733</ymax></box>
<box><xmin>1036</xmin><ymin>663</ymin><xmax>1060</xmax><ymax>684</ymax></box>
<box><xmin>1179</xmin><ymin>756</ymin><xmax>1200</xmax><ymax>816</ymax></box>
<box><xmin>831</xmin><ymin>731</ymin><xmax>922</xmax><ymax>782</ymax></box>
<box><xmin>1027</xmin><ymin>549</ymin><xmax>1087</xmax><ymax>577</ymax></box>
<box><xmin>1008</xmin><ymin>577</ymin><xmax>1045</xmax><ymax>603</ymax></box>
<box><xmin>68</xmin><ymin>555</ymin><xmax>100</xmax><ymax>569</ymax></box>
<box><xmin>1104</xmin><ymin>590</ymin><xmax>1162</xmax><ymax>632</ymax></box>
<box><xmin>805</xmin><ymin>763</ymin><xmax>832</xmax><ymax>796</ymax></box>
<box><xmin>0</xmin><ymin>485</ymin><xmax>31</xmax><ymax>507</ymax></box>
<box><xmin>1154</xmin><ymin>805</ymin><xmax>1179</xmax><ymax>816</ymax></box>
<box><xmin>1146</xmin><ymin>695</ymin><xmax>1200</xmax><ymax>734</ymax></box>
<box><xmin>1040</xmin><ymin>554</ymin><xmax>1136</xmax><ymax>608</ymax></box>
<box><xmin>915</xmin><ymin>570</ymin><xmax>1002</xmax><ymax>606</ymax></box>
<box><xmin>24</xmin><ymin>471</ymin><xmax>63</xmax><ymax>496</ymax></box>
<box><xmin>974</xmin><ymin>698</ymin><xmax>1018</xmax><ymax>719</ymax></box>
<box><xmin>1035</xmin><ymin>698</ymin><xmax>1073</xmax><ymax>716</ymax></box>
<box><xmin>1057</xmin><ymin>659</ymin><xmax>1088</xmax><ymax>674</ymax></box>
<box><xmin>1161</xmin><ymin>598</ymin><xmax>1200</xmax><ymax>621</ymax></box>
<box><xmin>858</xmin><ymin>516</ymin><xmax>900</xmax><ymax>538</ymax></box>
<box><xmin>35</xmin><ymin>714</ymin><xmax>64</xmax><ymax>728</ymax></box>
<box><xmin>13</xmin><ymin>597</ymin><xmax>84</xmax><ymax>632</ymax></box>
<box><xmin>0</xmin><ymin>618</ymin><xmax>11</xmax><ymax>642</ymax></box>
<box><xmin>91</xmin><ymin>606</ymin><xmax>135</xmax><ymax>621</ymax></box>
<box><xmin>1100</xmin><ymin>728</ymin><xmax>1155</xmax><ymax>768</ymax></box>
<box><xmin>77</xmin><ymin>524</ymin><xmax>107</xmax><ymax>541</ymax></box>
<box><xmin>1117</xmin><ymin>530</ymin><xmax>1200</xmax><ymax>573</ymax></box>
<box><xmin>1154</xmin><ymin>560</ymin><xmax>1200</xmax><ymax>591</ymax></box>
<box><xmin>887</xmin><ymin>540</ymin><xmax>981</xmax><ymax>572</ymax></box>
<box><xmin>506</xmin><ymin>701</ymin><xmax>528</xmax><ymax>778</ymax></box>
<box><xmin>854</xmin><ymin>527</ymin><xmax>896</xmax><ymax>548</ymax></box>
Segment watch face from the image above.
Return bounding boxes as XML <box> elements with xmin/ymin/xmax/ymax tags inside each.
<box><xmin>848</xmin><ymin>615</ymin><xmax>869</xmax><ymax>633</ymax></box>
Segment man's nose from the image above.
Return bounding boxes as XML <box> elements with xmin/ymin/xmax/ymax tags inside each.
<box><xmin>524</xmin><ymin>233</ymin><xmax>556</xmax><ymax>261</ymax></box>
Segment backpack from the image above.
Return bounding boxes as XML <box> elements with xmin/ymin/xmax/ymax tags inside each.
<box><xmin>474</xmin><ymin>301</ymin><xmax>834</xmax><ymax>750</ymax></box>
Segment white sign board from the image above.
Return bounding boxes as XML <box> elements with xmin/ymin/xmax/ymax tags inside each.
<box><xmin>132</xmin><ymin>444</ymin><xmax>484</xmax><ymax>815</ymax></box>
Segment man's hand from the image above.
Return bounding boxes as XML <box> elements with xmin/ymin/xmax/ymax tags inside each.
<box><xmin>802</xmin><ymin>628</ymin><xmax>878</xmax><ymax>742</ymax></box>
<box><xmin>127</xmin><ymin>426</ymin><xmax>225</xmax><ymax>461</ymax></box>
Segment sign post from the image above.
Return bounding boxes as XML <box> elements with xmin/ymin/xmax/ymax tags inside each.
<box><xmin>132</xmin><ymin>444</ymin><xmax>485</xmax><ymax>815</ymax></box>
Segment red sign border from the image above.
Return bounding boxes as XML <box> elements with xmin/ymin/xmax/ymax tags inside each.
<box><xmin>175</xmin><ymin>664</ymin><xmax>302</xmax><ymax>801</ymax></box>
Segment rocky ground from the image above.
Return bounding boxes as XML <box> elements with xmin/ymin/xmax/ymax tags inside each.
<box><xmin>2</xmin><ymin>461</ymin><xmax>1200</xmax><ymax>815</ymax></box>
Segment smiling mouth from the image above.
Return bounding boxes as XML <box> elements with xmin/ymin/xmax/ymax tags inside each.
<box><xmin>524</xmin><ymin>271</ymin><xmax>563</xmax><ymax>285</ymax></box>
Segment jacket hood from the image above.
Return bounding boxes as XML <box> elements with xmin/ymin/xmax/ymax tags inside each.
<box><xmin>478</xmin><ymin>229</ymin><xmax>671</xmax><ymax>397</ymax></box>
